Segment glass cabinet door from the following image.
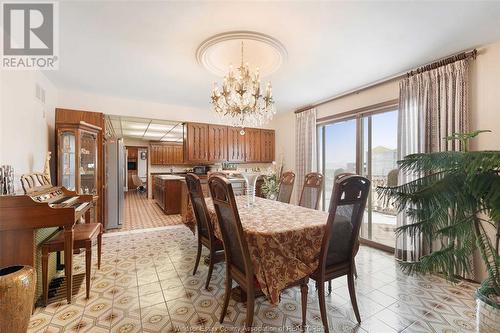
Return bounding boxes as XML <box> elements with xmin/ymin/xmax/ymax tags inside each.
<box><xmin>59</xmin><ymin>131</ymin><xmax>76</xmax><ymax>191</ymax></box>
<box><xmin>79</xmin><ymin>130</ymin><xmax>97</xmax><ymax>194</ymax></box>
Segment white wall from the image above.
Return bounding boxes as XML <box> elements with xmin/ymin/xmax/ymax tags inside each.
<box><xmin>469</xmin><ymin>42</ymin><xmax>500</xmax><ymax>281</ymax></box>
<box><xmin>470</xmin><ymin>42</ymin><xmax>500</xmax><ymax>151</ymax></box>
<box><xmin>58</xmin><ymin>89</ymin><xmax>222</xmax><ymax>124</ymax></box>
<box><xmin>0</xmin><ymin>70</ymin><xmax>58</xmax><ymax>192</ymax></box>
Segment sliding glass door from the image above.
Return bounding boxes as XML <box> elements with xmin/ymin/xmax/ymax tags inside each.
<box><xmin>360</xmin><ymin>111</ymin><xmax>398</xmax><ymax>248</ymax></box>
<box><xmin>317</xmin><ymin>118</ymin><xmax>357</xmax><ymax>209</ymax></box>
<box><xmin>318</xmin><ymin>109</ymin><xmax>398</xmax><ymax>249</ymax></box>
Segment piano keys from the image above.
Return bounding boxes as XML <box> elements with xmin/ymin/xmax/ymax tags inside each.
<box><xmin>0</xmin><ymin>185</ymin><xmax>94</xmax><ymax>304</ymax></box>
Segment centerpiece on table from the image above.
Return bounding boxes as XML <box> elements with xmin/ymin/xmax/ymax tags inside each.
<box><xmin>260</xmin><ymin>160</ymin><xmax>283</xmax><ymax>200</ymax></box>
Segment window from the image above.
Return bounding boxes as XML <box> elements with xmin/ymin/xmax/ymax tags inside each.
<box><xmin>317</xmin><ymin>106</ymin><xmax>398</xmax><ymax>249</ymax></box>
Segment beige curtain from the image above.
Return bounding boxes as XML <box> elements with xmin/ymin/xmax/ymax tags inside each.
<box><xmin>397</xmin><ymin>59</ymin><xmax>470</xmax><ymax>265</ymax></box>
<box><xmin>295</xmin><ymin>108</ymin><xmax>317</xmax><ymax>204</ymax></box>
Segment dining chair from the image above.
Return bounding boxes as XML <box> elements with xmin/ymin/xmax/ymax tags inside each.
<box><xmin>185</xmin><ymin>173</ymin><xmax>224</xmax><ymax>290</ymax></box>
<box><xmin>298</xmin><ymin>172</ymin><xmax>324</xmax><ymax>209</ymax></box>
<box><xmin>310</xmin><ymin>175</ymin><xmax>370</xmax><ymax>332</ymax></box>
<box><xmin>276</xmin><ymin>171</ymin><xmax>295</xmax><ymax>204</ymax></box>
<box><xmin>132</xmin><ymin>174</ymin><xmax>146</xmax><ymax>194</ymax></box>
<box><xmin>255</xmin><ymin>175</ymin><xmax>266</xmax><ymax>198</ymax></box>
<box><xmin>326</xmin><ymin>173</ymin><xmax>359</xmax><ymax>294</ymax></box>
<box><xmin>208</xmin><ymin>175</ymin><xmax>309</xmax><ymax>331</ymax></box>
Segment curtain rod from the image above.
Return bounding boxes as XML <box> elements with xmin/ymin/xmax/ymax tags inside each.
<box><xmin>294</xmin><ymin>48</ymin><xmax>478</xmax><ymax>114</ymax></box>
<box><xmin>406</xmin><ymin>49</ymin><xmax>477</xmax><ymax>77</ymax></box>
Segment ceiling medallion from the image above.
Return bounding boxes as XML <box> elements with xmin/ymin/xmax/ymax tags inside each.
<box><xmin>197</xmin><ymin>31</ymin><xmax>287</xmax><ymax>134</ymax></box>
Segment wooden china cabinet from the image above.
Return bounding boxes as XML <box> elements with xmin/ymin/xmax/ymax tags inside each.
<box><xmin>56</xmin><ymin>110</ymin><xmax>104</xmax><ymax>224</ymax></box>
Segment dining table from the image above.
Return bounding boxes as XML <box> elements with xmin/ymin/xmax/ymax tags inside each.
<box><xmin>184</xmin><ymin>195</ymin><xmax>329</xmax><ymax>304</ymax></box>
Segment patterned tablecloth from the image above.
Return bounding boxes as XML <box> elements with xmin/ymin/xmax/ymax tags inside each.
<box><xmin>184</xmin><ymin>196</ymin><xmax>328</xmax><ymax>304</ymax></box>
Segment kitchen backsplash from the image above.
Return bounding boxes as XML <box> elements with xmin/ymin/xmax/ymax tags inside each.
<box><xmin>149</xmin><ymin>162</ymin><xmax>275</xmax><ymax>174</ymax></box>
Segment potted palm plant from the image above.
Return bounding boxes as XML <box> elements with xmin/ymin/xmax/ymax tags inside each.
<box><xmin>377</xmin><ymin>130</ymin><xmax>499</xmax><ymax>332</ymax></box>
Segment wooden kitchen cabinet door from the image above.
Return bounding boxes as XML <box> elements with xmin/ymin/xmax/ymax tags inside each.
<box><xmin>244</xmin><ymin>128</ymin><xmax>261</xmax><ymax>162</ymax></box>
<box><xmin>260</xmin><ymin>129</ymin><xmax>275</xmax><ymax>162</ymax></box>
<box><xmin>186</xmin><ymin>123</ymin><xmax>208</xmax><ymax>163</ymax></box>
<box><xmin>173</xmin><ymin>145</ymin><xmax>184</xmax><ymax>164</ymax></box>
<box><xmin>227</xmin><ymin>127</ymin><xmax>245</xmax><ymax>162</ymax></box>
<box><xmin>159</xmin><ymin>145</ymin><xmax>165</xmax><ymax>164</ymax></box>
<box><xmin>150</xmin><ymin>144</ymin><xmax>159</xmax><ymax>164</ymax></box>
<box><xmin>208</xmin><ymin>125</ymin><xmax>227</xmax><ymax>162</ymax></box>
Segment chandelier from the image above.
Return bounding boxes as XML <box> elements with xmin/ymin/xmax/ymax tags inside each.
<box><xmin>210</xmin><ymin>42</ymin><xmax>276</xmax><ymax>135</ymax></box>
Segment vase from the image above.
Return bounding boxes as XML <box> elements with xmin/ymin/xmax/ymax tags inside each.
<box><xmin>0</xmin><ymin>265</ymin><xmax>37</xmax><ymax>333</ymax></box>
<box><xmin>241</xmin><ymin>172</ymin><xmax>261</xmax><ymax>207</ymax></box>
<box><xmin>475</xmin><ymin>290</ymin><xmax>500</xmax><ymax>332</ymax></box>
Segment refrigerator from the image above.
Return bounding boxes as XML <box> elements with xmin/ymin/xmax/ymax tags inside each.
<box><xmin>106</xmin><ymin>138</ymin><xmax>125</xmax><ymax>230</ymax></box>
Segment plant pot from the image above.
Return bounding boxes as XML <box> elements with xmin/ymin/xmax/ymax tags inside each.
<box><xmin>0</xmin><ymin>265</ymin><xmax>37</xmax><ymax>333</ymax></box>
<box><xmin>475</xmin><ymin>289</ymin><xmax>500</xmax><ymax>333</ymax></box>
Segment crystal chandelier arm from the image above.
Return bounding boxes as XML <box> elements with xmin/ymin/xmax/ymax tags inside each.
<box><xmin>210</xmin><ymin>40</ymin><xmax>275</xmax><ymax>130</ymax></box>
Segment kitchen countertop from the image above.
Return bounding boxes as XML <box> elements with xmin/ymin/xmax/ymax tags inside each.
<box><xmin>150</xmin><ymin>172</ymin><xmax>188</xmax><ymax>175</ymax></box>
<box><xmin>154</xmin><ymin>175</ymin><xmax>185</xmax><ymax>180</ymax></box>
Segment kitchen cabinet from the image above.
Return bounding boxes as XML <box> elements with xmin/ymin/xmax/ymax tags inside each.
<box><xmin>153</xmin><ymin>175</ymin><xmax>182</xmax><ymax>214</ymax></box>
<box><xmin>244</xmin><ymin>128</ymin><xmax>261</xmax><ymax>162</ymax></box>
<box><xmin>150</xmin><ymin>143</ymin><xmax>184</xmax><ymax>165</ymax></box>
<box><xmin>127</xmin><ymin>148</ymin><xmax>138</xmax><ymax>159</ymax></box>
<box><xmin>227</xmin><ymin>127</ymin><xmax>246</xmax><ymax>162</ymax></box>
<box><xmin>260</xmin><ymin>129</ymin><xmax>275</xmax><ymax>162</ymax></box>
<box><xmin>185</xmin><ymin>123</ymin><xmax>209</xmax><ymax>163</ymax></box>
<box><xmin>183</xmin><ymin>122</ymin><xmax>276</xmax><ymax>164</ymax></box>
<box><xmin>208</xmin><ymin>125</ymin><xmax>227</xmax><ymax>162</ymax></box>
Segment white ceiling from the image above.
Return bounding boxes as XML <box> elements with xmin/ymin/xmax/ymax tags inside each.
<box><xmin>46</xmin><ymin>1</ymin><xmax>500</xmax><ymax>113</ymax></box>
<box><xmin>107</xmin><ymin>115</ymin><xmax>183</xmax><ymax>142</ymax></box>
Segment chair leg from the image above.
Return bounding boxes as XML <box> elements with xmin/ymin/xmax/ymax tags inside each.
<box><xmin>193</xmin><ymin>238</ymin><xmax>202</xmax><ymax>275</ymax></box>
<box><xmin>328</xmin><ymin>280</ymin><xmax>332</xmax><ymax>295</ymax></box>
<box><xmin>245</xmin><ymin>290</ymin><xmax>255</xmax><ymax>331</ymax></box>
<box><xmin>85</xmin><ymin>243</ymin><xmax>92</xmax><ymax>300</ymax></box>
<box><xmin>347</xmin><ymin>272</ymin><xmax>361</xmax><ymax>323</ymax></box>
<box><xmin>317</xmin><ymin>280</ymin><xmax>330</xmax><ymax>333</ymax></box>
<box><xmin>205</xmin><ymin>248</ymin><xmax>215</xmax><ymax>290</ymax></box>
<box><xmin>97</xmin><ymin>230</ymin><xmax>102</xmax><ymax>270</ymax></box>
<box><xmin>353</xmin><ymin>259</ymin><xmax>358</xmax><ymax>279</ymax></box>
<box><xmin>300</xmin><ymin>280</ymin><xmax>309</xmax><ymax>332</ymax></box>
<box><xmin>42</xmin><ymin>250</ymin><xmax>49</xmax><ymax>306</ymax></box>
<box><xmin>219</xmin><ymin>271</ymin><xmax>232</xmax><ymax>323</ymax></box>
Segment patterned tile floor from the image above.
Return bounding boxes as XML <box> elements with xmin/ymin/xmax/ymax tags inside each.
<box><xmin>112</xmin><ymin>191</ymin><xmax>183</xmax><ymax>232</ymax></box>
<box><xmin>28</xmin><ymin>225</ymin><xmax>479</xmax><ymax>333</ymax></box>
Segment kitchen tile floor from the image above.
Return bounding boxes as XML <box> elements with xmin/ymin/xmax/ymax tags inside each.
<box><xmin>113</xmin><ymin>191</ymin><xmax>183</xmax><ymax>231</ymax></box>
<box><xmin>28</xmin><ymin>225</ymin><xmax>479</xmax><ymax>333</ymax></box>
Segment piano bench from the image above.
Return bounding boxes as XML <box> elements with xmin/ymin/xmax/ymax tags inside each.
<box><xmin>41</xmin><ymin>223</ymin><xmax>103</xmax><ymax>306</ymax></box>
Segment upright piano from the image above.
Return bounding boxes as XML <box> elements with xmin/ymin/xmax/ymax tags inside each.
<box><xmin>0</xmin><ymin>185</ymin><xmax>93</xmax><ymax>304</ymax></box>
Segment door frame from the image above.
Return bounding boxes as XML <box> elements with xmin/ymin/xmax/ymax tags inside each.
<box><xmin>316</xmin><ymin>99</ymin><xmax>399</xmax><ymax>252</ymax></box>
<box><xmin>125</xmin><ymin>145</ymin><xmax>149</xmax><ymax>196</ymax></box>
